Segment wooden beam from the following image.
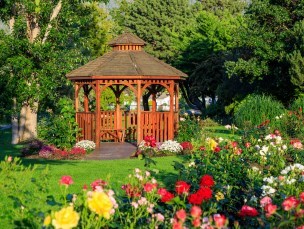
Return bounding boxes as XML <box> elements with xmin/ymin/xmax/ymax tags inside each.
<box><xmin>95</xmin><ymin>80</ymin><xmax>101</xmax><ymax>147</ymax></box>
<box><xmin>137</xmin><ymin>80</ymin><xmax>142</xmax><ymax>144</ymax></box>
<box><xmin>168</xmin><ymin>81</ymin><xmax>175</xmax><ymax>140</ymax></box>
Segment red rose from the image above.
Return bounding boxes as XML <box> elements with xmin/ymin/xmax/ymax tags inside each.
<box><xmin>239</xmin><ymin>205</ymin><xmax>259</xmax><ymax>217</ymax></box>
<box><xmin>264</xmin><ymin>203</ymin><xmax>277</xmax><ymax>217</ymax></box>
<box><xmin>144</xmin><ymin>135</ymin><xmax>156</xmax><ymax>147</ymax></box>
<box><xmin>180</xmin><ymin>141</ymin><xmax>193</xmax><ymax>150</ymax></box>
<box><xmin>190</xmin><ymin>206</ymin><xmax>202</xmax><ymax>218</ymax></box>
<box><xmin>175</xmin><ymin>209</ymin><xmax>187</xmax><ymax>222</ymax></box>
<box><xmin>231</xmin><ymin>141</ymin><xmax>238</xmax><ymax>148</ymax></box>
<box><xmin>91</xmin><ymin>179</ymin><xmax>107</xmax><ymax>190</ymax></box>
<box><xmin>144</xmin><ymin>182</ymin><xmax>157</xmax><ymax>192</ymax></box>
<box><xmin>214</xmin><ymin>146</ymin><xmax>221</xmax><ymax>152</ymax></box>
<box><xmin>175</xmin><ymin>181</ymin><xmax>191</xmax><ymax>195</ymax></box>
<box><xmin>60</xmin><ymin>175</ymin><xmax>73</xmax><ymax>186</ymax></box>
<box><xmin>188</xmin><ymin>187</ymin><xmax>212</xmax><ymax>205</ymax></box>
<box><xmin>213</xmin><ymin>214</ymin><xmax>227</xmax><ymax>228</ymax></box>
<box><xmin>200</xmin><ymin>174</ymin><xmax>215</xmax><ymax>188</ymax></box>
<box><xmin>158</xmin><ymin>188</ymin><xmax>174</xmax><ymax>203</ymax></box>
<box><xmin>282</xmin><ymin>196</ymin><xmax>300</xmax><ymax>211</ymax></box>
<box><xmin>197</xmin><ymin>187</ymin><xmax>212</xmax><ymax>200</ymax></box>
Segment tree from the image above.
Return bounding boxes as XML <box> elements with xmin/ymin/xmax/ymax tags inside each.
<box><xmin>113</xmin><ymin>0</ymin><xmax>199</xmax><ymax>64</ymax></box>
<box><xmin>226</xmin><ymin>0</ymin><xmax>304</xmax><ymax>104</ymax></box>
<box><xmin>0</xmin><ymin>0</ymin><xmax>111</xmax><ymax>143</ymax></box>
<box><xmin>178</xmin><ymin>7</ymin><xmax>245</xmax><ymax>110</ymax></box>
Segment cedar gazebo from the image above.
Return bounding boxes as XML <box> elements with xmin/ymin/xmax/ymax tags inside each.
<box><xmin>67</xmin><ymin>33</ymin><xmax>187</xmax><ymax>147</ymax></box>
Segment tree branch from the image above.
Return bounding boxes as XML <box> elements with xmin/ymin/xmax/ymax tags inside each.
<box><xmin>42</xmin><ymin>0</ymin><xmax>62</xmax><ymax>44</ymax></box>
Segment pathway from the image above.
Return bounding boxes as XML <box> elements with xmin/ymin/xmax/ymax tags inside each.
<box><xmin>85</xmin><ymin>142</ymin><xmax>137</xmax><ymax>160</ymax></box>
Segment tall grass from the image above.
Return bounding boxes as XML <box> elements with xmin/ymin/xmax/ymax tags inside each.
<box><xmin>234</xmin><ymin>94</ymin><xmax>286</xmax><ymax>129</ymax></box>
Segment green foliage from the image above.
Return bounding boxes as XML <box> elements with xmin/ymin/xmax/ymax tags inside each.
<box><xmin>114</xmin><ymin>0</ymin><xmax>199</xmax><ymax>63</ymax></box>
<box><xmin>226</xmin><ymin>0</ymin><xmax>304</xmax><ymax>104</ymax></box>
<box><xmin>234</xmin><ymin>94</ymin><xmax>286</xmax><ymax>129</ymax></box>
<box><xmin>273</xmin><ymin>96</ymin><xmax>304</xmax><ymax>139</ymax></box>
<box><xmin>0</xmin><ymin>0</ymin><xmax>111</xmax><ymax>116</ymax></box>
<box><xmin>0</xmin><ymin>156</ymin><xmax>50</xmax><ymax>227</ymax></box>
<box><xmin>176</xmin><ymin>114</ymin><xmax>203</xmax><ymax>143</ymax></box>
<box><xmin>38</xmin><ymin>98</ymin><xmax>80</xmax><ymax>149</ymax></box>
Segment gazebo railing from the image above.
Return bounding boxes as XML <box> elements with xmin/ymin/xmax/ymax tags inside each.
<box><xmin>76</xmin><ymin>112</ymin><xmax>95</xmax><ymax>141</ymax></box>
<box><xmin>76</xmin><ymin>111</ymin><xmax>179</xmax><ymax>143</ymax></box>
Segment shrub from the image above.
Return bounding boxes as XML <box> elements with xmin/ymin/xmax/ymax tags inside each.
<box><xmin>272</xmin><ymin>96</ymin><xmax>304</xmax><ymax>138</ymax></box>
<box><xmin>234</xmin><ymin>94</ymin><xmax>286</xmax><ymax>129</ymax></box>
<box><xmin>38</xmin><ymin>97</ymin><xmax>80</xmax><ymax>150</ymax></box>
<box><xmin>21</xmin><ymin>139</ymin><xmax>44</xmax><ymax>157</ymax></box>
<box><xmin>176</xmin><ymin>114</ymin><xmax>203</xmax><ymax>142</ymax></box>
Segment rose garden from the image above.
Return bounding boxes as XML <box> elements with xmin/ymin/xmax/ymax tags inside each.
<box><xmin>1</xmin><ymin>1</ymin><xmax>304</xmax><ymax>228</ymax></box>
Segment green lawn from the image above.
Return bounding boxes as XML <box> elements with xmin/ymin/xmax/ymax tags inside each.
<box><xmin>0</xmin><ymin>128</ymin><xmax>183</xmax><ymax>193</ymax></box>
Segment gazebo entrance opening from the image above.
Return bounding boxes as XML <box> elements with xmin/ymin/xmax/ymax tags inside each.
<box><xmin>67</xmin><ymin>33</ymin><xmax>187</xmax><ymax>147</ymax></box>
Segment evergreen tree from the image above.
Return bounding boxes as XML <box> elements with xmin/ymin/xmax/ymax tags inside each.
<box><xmin>114</xmin><ymin>0</ymin><xmax>199</xmax><ymax>63</ymax></box>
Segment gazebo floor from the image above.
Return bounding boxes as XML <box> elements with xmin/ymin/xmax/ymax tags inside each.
<box><xmin>85</xmin><ymin>142</ymin><xmax>137</xmax><ymax>160</ymax></box>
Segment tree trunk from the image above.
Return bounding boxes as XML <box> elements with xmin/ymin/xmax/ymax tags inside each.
<box><xmin>11</xmin><ymin>98</ymin><xmax>19</xmax><ymax>144</ymax></box>
<box><xmin>18</xmin><ymin>102</ymin><xmax>38</xmax><ymax>142</ymax></box>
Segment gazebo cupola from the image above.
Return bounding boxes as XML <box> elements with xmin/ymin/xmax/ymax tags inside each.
<box><xmin>67</xmin><ymin>32</ymin><xmax>187</xmax><ymax>147</ymax></box>
<box><xmin>109</xmin><ymin>32</ymin><xmax>145</xmax><ymax>51</ymax></box>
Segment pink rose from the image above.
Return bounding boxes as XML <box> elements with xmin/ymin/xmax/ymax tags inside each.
<box><xmin>190</xmin><ymin>206</ymin><xmax>202</xmax><ymax>218</ymax></box>
<box><xmin>264</xmin><ymin>203</ymin><xmax>277</xmax><ymax>217</ymax></box>
<box><xmin>213</xmin><ymin>214</ymin><xmax>227</xmax><ymax>228</ymax></box>
<box><xmin>260</xmin><ymin>196</ymin><xmax>272</xmax><ymax>207</ymax></box>
<box><xmin>192</xmin><ymin>217</ymin><xmax>201</xmax><ymax>228</ymax></box>
<box><xmin>175</xmin><ymin>209</ymin><xmax>187</xmax><ymax>222</ymax></box>
<box><xmin>245</xmin><ymin>142</ymin><xmax>251</xmax><ymax>148</ymax></box>
<box><xmin>60</xmin><ymin>175</ymin><xmax>73</xmax><ymax>186</ymax></box>
<box><xmin>282</xmin><ymin>196</ymin><xmax>300</xmax><ymax>211</ymax></box>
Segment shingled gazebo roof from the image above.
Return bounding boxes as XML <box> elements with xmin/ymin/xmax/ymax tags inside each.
<box><xmin>66</xmin><ymin>33</ymin><xmax>187</xmax><ymax>80</ymax></box>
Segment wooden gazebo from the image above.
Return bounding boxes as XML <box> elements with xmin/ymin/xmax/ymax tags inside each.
<box><xmin>67</xmin><ymin>33</ymin><xmax>187</xmax><ymax>147</ymax></box>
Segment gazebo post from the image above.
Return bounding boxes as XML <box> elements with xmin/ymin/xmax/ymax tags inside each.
<box><xmin>169</xmin><ymin>81</ymin><xmax>175</xmax><ymax>140</ymax></box>
<box><xmin>95</xmin><ymin>80</ymin><xmax>101</xmax><ymax>147</ymax></box>
<box><xmin>137</xmin><ymin>80</ymin><xmax>142</xmax><ymax>144</ymax></box>
<box><xmin>75</xmin><ymin>84</ymin><xmax>79</xmax><ymax>112</ymax></box>
<box><xmin>175</xmin><ymin>83</ymin><xmax>179</xmax><ymax>134</ymax></box>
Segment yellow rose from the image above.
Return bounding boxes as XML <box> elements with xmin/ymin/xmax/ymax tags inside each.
<box><xmin>206</xmin><ymin>138</ymin><xmax>218</xmax><ymax>150</ymax></box>
<box><xmin>52</xmin><ymin>206</ymin><xmax>79</xmax><ymax>229</ymax></box>
<box><xmin>88</xmin><ymin>191</ymin><xmax>113</xmax><ymax>219</ymax></box>
<box><xmin>43</xmin><ymin>215</ymin><xmax>51</xmax><ymax>226</ymax></box>
<box><xmin>215</xmin><ymin>192</ymin><xmax>225</xmax><ymax>201</ymax></box>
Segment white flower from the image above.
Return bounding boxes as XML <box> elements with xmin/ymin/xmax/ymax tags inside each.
<box><xmin>225</xmin><ymin>125</ymin><xmax>231</xmax><ymax>129</ymax></box>
<box><xmin>261</xmin><ymin>185</ymin><xmax>276</xmax><ymax>196</ymax></box>
<box><xmin>282</xmin><ymin>145</ymin><xmax>287</xmax><ymax>150</ymax></box>
<box><xmin>263</xmin><ymin>176</ymin><xmax>276</xmax><ymax>184</ymax></box>
<box><xmin>261</xmin><ymin>146</ymin><xmax>269</xmax><ymax>153</ymax></box>
<box><xmin>218</xmin><ymin>137</ymin><xmax>224</xmax><ymax>142</ymax></box>
<box><xmin>75</xmin><ymin>140</ymin><xmax>96</xmax><ymax>151</ymax></box>
<box><xmin>188</xmin><ymin>162</ymin><xmax>196</xmax><ymax>167</ymax></box>
<box><xmin>159</xmin><ymin>140</ymin><xmax>182</xmax><ymax>153</ymax></box>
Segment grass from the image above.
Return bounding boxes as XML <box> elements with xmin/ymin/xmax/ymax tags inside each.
<box><xmin>0</xmin><ymin>128</ymin><xmax>183</xmax><ymax>193</ymax></box>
